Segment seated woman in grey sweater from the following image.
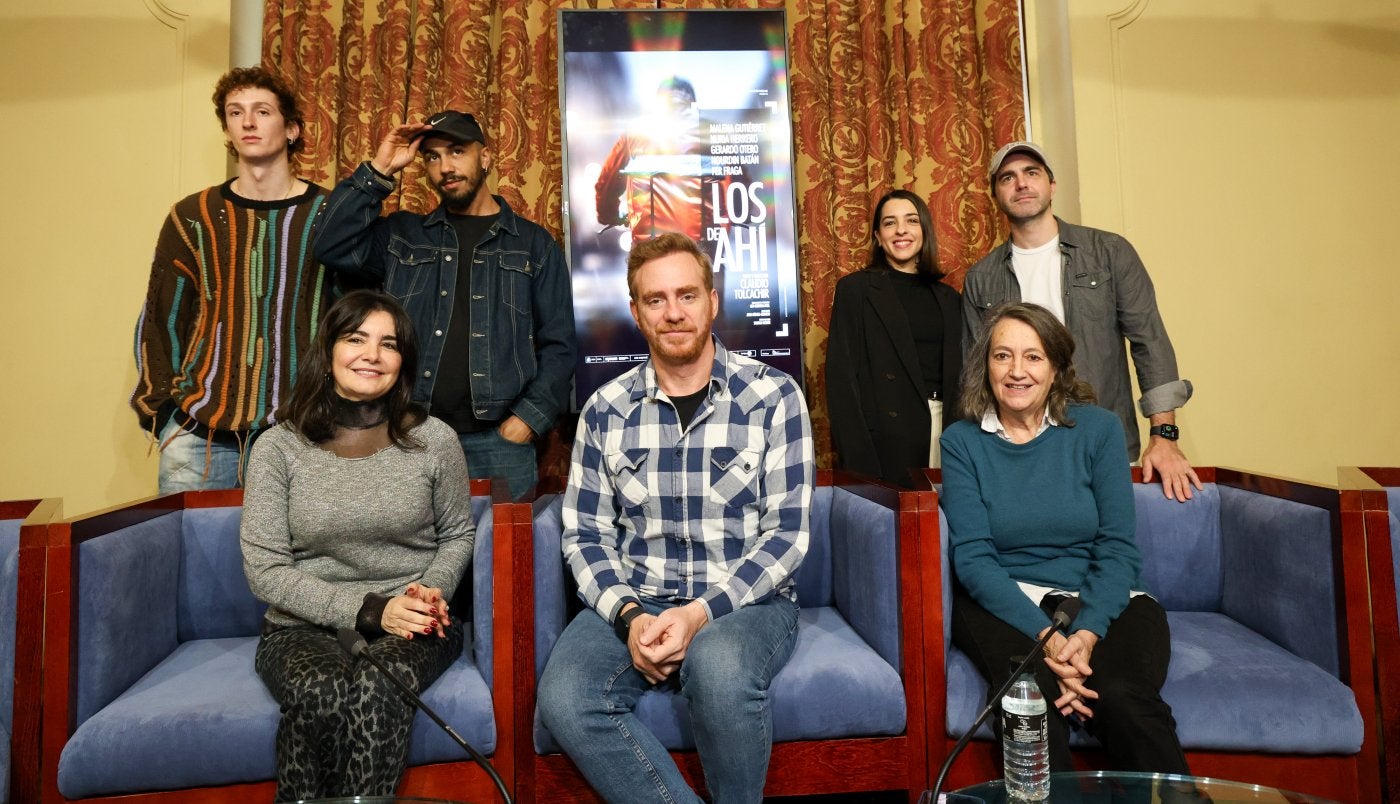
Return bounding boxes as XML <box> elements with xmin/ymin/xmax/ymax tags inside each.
<box><xmin>241</xmin><ymin>289</ymin><xmax>475</xmax><ymax>802</ymax></box>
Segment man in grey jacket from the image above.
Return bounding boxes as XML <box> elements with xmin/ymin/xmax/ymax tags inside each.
<box><xmin>962</xmin><ymin>141</ymin><xmax>1201</xmax><ymax>501</ymax></box>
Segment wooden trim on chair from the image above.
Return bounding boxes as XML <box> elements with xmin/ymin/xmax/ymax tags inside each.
<box><xmin>1343</xmin><ymin>466</ymin><xmax>1399</xmax><ymax>802</ymax></box>
<box><xmin>11</xmin><ymin>498</ymin><xmax>58</xmax><ymax>804</ymax></box>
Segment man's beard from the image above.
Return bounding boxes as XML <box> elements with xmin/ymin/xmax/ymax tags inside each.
<box><xmin>649</xmin><ymin>328</ymin><xmax>708</xmax><ymax>365</ymax></box>
<box><xmin>436</xmin><ymin>167</ymin><xmax>486</xmax><ymax>210</ymax></box>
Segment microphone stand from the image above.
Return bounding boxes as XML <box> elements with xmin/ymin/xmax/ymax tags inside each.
<box><xmin>929</xmin><ymin>598</ymin><xmax>1082</xmax><ymax>802</ymax></box>
<box><xmin>339</xmin><ymin>628</ymin><xmax>512</xmax><ymax>804</ymax></box>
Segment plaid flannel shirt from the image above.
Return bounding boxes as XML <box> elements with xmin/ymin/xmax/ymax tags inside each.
<box><xmin>563</xmin><ymin>337</ymin><xmax>813</xmax><ymax>624</ymax></box>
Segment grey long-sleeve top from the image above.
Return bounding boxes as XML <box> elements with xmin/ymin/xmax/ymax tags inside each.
<box><xmin>240</xmin><ymin>416</ymin><xmax>476</xmax><ymax>629</ymax></box>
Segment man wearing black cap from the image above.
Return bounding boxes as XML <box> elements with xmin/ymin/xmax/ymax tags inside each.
<box><xmin>315</xmin><ymin>111</ymin><xmax>576</xmax><ymax>500</ymax></box>
<box><xmin>962</xmin><ymin>141</ymin><xmax>1201</xmax><ymax>502</ymax></box>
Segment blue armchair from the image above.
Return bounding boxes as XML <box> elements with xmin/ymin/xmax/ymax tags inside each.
<box><xmin>511</xmin><ymin>470</ymin><xmax>931</xmax><ymax>801</ymax></box>
<box><xmin>3</xmin><ymin>498</ymin><xmax>60</xmax><ymax>804</ymax></box>
<box><xmin>1341</xmin><ymin>466</ymin><xmax>1399</xmax><ymax>802</ymax></box>
<box><xmin>40</xmin><ymin>482</ymin><xmax>517</xmax><ymax>803</ymax></box>
<box><xmin>925</xmin><ymin>467</ymin><xmax>1382</xmax><ymax>802</ymax></box>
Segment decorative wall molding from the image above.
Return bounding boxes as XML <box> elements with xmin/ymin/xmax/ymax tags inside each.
<box><xmin>144</xmin><ymin>0</ymin><xmax>190</xmax><ymax>30</ymax></box>
<box><xmin>1104</xmin><ymin>0</ymin><xmax>1151</xmax><ymax>230</ymax></box>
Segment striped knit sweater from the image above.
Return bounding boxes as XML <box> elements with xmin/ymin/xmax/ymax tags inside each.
<box><xmin>132</xmin><ymin>179</ymin><xmax>330</xmax><ymax>435</ymax></box>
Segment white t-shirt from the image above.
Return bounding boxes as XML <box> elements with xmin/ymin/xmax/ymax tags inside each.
<box><xmin>1011</xmin><ymin>237</ymin><xmax>1064</xmax><ymax>323</ymax></box>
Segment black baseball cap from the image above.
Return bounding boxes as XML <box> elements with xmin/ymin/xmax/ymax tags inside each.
<box><xmin>421</xmin><ymin>110</ymin><xmax>485</xmax><ymax>145</ymax></box>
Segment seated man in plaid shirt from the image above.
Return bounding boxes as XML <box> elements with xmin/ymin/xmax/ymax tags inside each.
<box><xmin>538</xmin><ymin>232</ymin><xmax>814</xmax><ymax>803</ymax></box>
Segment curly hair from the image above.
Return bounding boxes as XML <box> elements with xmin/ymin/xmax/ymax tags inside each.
<box><xmin>958</xmin><ymin>302</ymin><xmax>1095</xmax><ymax>426</ymax></box>
<box><xmin>212</xmin><ymin>66</ymin><xmax>306</xmax><ymax>158</ymax></box>
<box><xmin>866</xmin><ymin>189</ymin><xmax>943</xmax><ymax>281</ymax></box>
<box><xmin>277</xmin><ymin>290</ymin><xmax>426</xmax><ymax>448</ymax></box>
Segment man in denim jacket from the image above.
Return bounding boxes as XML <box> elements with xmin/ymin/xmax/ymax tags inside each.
<box><xmin>315</xmin><ymin>111</ymin><xmax>576</xmax><ymax>499</ymax></box>
<box><xmin>963</xmin><ymin>141</ymin><xmax>1201</xmax><ymax>502</ymax></box>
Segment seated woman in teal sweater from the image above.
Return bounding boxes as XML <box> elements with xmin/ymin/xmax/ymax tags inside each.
<box><xmin>940</xmin><ymin>302</ymin><xmax>1188</xmax><ymax>773</ymax></box>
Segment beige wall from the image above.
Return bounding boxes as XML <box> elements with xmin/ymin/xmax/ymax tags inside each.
<box><xmin>1025</xmin><ymin>0</ymin><xmax>1400</xmax><ymax>484</ymax></box>
<box><xmin>0</xmin><ymin>1</ymin><xmax>230</xmax><ymax>515</ymax></box>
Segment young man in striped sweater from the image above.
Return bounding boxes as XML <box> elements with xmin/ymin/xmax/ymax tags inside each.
<box><xmin>131</xmin><ymin>66</ymin><xmax>330</xmax><ymax>492</ymax></box>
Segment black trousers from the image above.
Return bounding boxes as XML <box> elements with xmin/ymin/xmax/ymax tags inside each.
<box><xmin>951</xmin><ymin>589</ymin><xmax>1189</xmax><ymax>774</ymax></box>
<box><xmin>255</xmin><ymin>621</ymin><xmax>463</xmax><ymax>802</ymax></box>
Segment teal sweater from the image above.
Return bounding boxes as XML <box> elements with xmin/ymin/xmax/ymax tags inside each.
<box><xmin>940</xmin><ymin>404</ymin><xmax>1141</xmax><ymax>639</ymax></box>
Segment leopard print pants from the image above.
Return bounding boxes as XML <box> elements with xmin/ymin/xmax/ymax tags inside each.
<box><xmin>255</xmin><ymin>621</ymin><xmax>464</xmax><ymax>802</ymax></box>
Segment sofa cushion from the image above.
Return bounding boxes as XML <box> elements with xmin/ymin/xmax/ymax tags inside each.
<box><xmin>76</xmin><ymin>512</ymin><xmax>183</xmax><ymax>726</ymax></box>
<box><xmin>179</xmin><ymin>507</ymin><xmax>265</xmax><ymax>641</ymax></box>
<box><xmin>1</xmin><ymin>518</ymin><xmax>20</xmax><ymax>737</ymax></box>
<box><xmin>945</xmin><ymin>611</ymin><xmax>1362</xmax><ymax>754</ymax></box>
<box><xmin>1135</xmin><ymin>485</ymin><xmax>1223</xmax><ymax>611</ymax></box>
<box><xmin>1160</xmin><ymin>612</ymin><xmax>1361</xmax><ymax>753</ymax></box>
<box><xmin>0</xmin><ymin>720</ymin><xmax>9</xmax><ymax>804</ymax></box>
<box><xmin>535</xmin><ymin>605</ymin><xmax>905</xmax><ymax>754</ymax></box>
<box><xmin>469</xmin><ymin>496</ymin><xmax>494</xmax><ymax>685</ymax></box>
<box><xmin>794</xmin><ymin>486</ymin><xmax>834</xmax><ymax>608</ymax></box>
<box><xmin>1</xmin><ymin>517</ymin><xmax>20</xmax><ymax>804</ymax></box>
<box><xmin>58</xmin><ymin>636</ymin><xmax>496</xmax><ymax>798</ymax></box>
<box><xmin>59</xmin><ymin>637</ymin><xmax>278</xmax><ymax>797</ymax></box>
<box><xmin>1219</xmin><ymin>487</ymin><xmax>1340</xmax><ymax>677</ymax></box>
<box><xmin>829</xmin><ymin>487</ymin><xmax>899</xmax><ymax>668</ymax></box>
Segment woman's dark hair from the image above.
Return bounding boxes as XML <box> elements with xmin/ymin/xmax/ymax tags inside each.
<box><xmin>866</xmin><ymin>189</ymin><xmax>943</xmax><ymax>280</ymax></box>
<box><xmin>958</xmin><ymin>302</ymin><xmax>1095</xmax><ymax>425</ymax></box>
<box><xmin>277</xmin><ymin>290</ymin><xmax>425</xmax><ymax>447</ymax></box>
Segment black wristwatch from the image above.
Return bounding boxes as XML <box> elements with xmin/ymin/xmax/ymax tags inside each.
<box><xmin>1149</xmin><ymin>424</ymin><xmax>1180</xmax><ymax>441</ymax></box>
<box><xmin>614</xmin><ymin>605</ymin><xmax>644</xmax><ymax>643</ymax></box>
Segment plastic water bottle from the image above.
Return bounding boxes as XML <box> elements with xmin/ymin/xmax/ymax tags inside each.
<box><xmin>1001</xmin><ymin>665</ymin><xmax>1050</xmax><ymax>801</ymax></box>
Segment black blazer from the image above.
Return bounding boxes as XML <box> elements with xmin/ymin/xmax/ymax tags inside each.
<box><xmin>825</xmin><ymin>267</ymin><xmax>963</xmax><ymax>488</ymax></box>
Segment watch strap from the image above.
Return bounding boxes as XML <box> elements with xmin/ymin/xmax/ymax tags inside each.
<box><xmin>614</xmin><ymin>604</ymin><xmax>644</xmax><ymax>643</ymax></box>
<box><xmin>1149</xmin><ymin>424</ymin><xmax>1180</xmax><ymax>441</ymax></box>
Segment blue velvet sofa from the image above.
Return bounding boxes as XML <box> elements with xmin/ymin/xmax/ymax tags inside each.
<box><xmin>1341</xmin><ymin>466</ymin><xmax>1399</xmax><ymax>802</ymax></box>
<box><xmin>40</xmin><ymin>483</ymin><xmax>518</xmax><ymax>803</ymax></box>
<box><xmin>510</xmin><ymin>471</ymin><xmax>932</xmax><ymax>801</ymax></box>
<box><xmin>924</xmin><ymin>467</ymin><xmax>1382</xmax><ymax>802</ymax></box>
<box><xmin>3</xmin><ymin>498</ymin><xmax>58</xmax><ymax>804</ymax></box>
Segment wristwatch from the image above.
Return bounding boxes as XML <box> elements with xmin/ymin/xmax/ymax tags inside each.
<box><xmin>614</xmin><ymin>605</ymin><xmax>644</xmax><ymax>643</ymax></box>
<box><xmin>1149</xmin><ymin>424</ymin><xmax>1180</xmax><ymax>441</ymax></box>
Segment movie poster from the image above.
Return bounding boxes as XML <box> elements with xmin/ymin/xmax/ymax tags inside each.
<box><xmin>558</xmin><ymin>9</ymin><xmax>803</xmax><ymax>406</ymax></box>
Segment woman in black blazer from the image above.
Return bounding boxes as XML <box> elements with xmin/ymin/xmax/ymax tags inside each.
<box><xmin>826</xmin><ymin>190</ymin><xmax>962</xmax><ymax>487</ymax></box>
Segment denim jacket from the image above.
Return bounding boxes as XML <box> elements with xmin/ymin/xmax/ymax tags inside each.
<box><xmin>314</xmin><ymin>162</ymin><xmax>576</xmax><ymax>435</ymax></box>
<box><xmin>961</xmin><ymin>218</ymin><xmax>1191</xmax><ymax>457</ymax></box>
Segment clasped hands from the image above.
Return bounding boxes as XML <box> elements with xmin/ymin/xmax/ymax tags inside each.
<box><xmin>624</xmin><ymin>602</ymin><xmax>710</xmax><ymax>684</ymax></box>
<box><xmin>381</xmin><ymin>582</ymin><xmax>450</xmax><ymax>640</ymax></box>
<box><xmin>1038</xmin><ymin>627</ymin><xmax>1100</xmax><ymax>719</ymax></box>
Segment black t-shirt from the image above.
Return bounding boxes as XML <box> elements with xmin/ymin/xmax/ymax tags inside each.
<box><xmin>431</xmin><ymin>213</ymin><xmax>498</xmax><ymax>433</ymax></box>
<box><xmin>669</xmin><ymin>386</ymin><xmax>708</xmax><ymax>431</ymax></box>
<box><xmin>888</xmin><ymin>269</ymin><xmax>944</xmax><ymax>397</ymax></box>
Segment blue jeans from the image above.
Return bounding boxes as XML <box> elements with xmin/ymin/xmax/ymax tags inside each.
<box><xmin>157</xmin><ymin>416</ymin><xmax>245</xmax><ymax>493</ymax></box>
<box><xmin>457</xmin><ymin>429</ymin><xmax>537</xmax><ymax>501</ymax></box>
<box><xmin>538</xmin><ymin>596</ymin><xmax>800</xmax><ymax>804</ymax></box>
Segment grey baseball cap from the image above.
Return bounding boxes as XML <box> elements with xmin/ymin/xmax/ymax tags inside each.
<box><xmin>988</xmin><ymin>141</ymin><xmax>1052</xmax><ymax>183</ymax></box>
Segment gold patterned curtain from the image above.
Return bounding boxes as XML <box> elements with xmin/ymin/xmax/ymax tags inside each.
<box><xmin>264</xmin><ymin>0</ymin><xmax>1024</xmax><ymax>468</ymax></box>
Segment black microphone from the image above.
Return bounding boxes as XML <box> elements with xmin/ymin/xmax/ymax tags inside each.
<box><xmin>337</xmin><ymin>627</ymin><xmax>512</xmax><ymax>804</ymax></box>
<box><xmin>930</xmin><ymin>596</ymin><xmax>1082</xmax><ymax>801</ymax></box>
